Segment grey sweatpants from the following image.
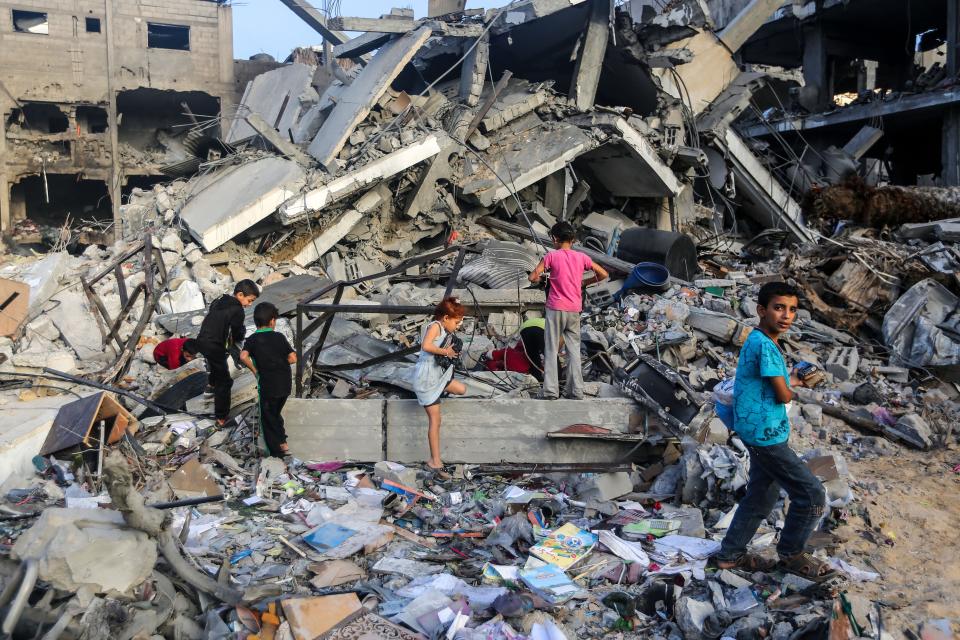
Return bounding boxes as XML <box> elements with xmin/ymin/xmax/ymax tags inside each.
<box><xmin>543</xmin><ymin>308</ymin><xmax>583</xmax><ymax>399</ymax></box>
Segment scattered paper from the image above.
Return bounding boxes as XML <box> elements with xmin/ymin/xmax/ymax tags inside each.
<box><xmin>828</xmin><ymin>557</ymin><xmax>879</xmax><ymax>582</ymax></box>
<box><xmin>597</xmin><ymin>529</ymin><xmax>650</xmax><ymax>565</ymax></box>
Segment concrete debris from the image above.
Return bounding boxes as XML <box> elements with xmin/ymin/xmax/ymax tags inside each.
<box><xmin>0</xmin><ymin>0</ymin><xmax>958</xmax><ymax>638</ymax></box>
<box><xmin>12</xmin><ymin>508</ymin><xmax>157</xmax><ymax>596</ymax></box>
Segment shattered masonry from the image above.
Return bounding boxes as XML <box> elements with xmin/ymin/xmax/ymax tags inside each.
<box><xmin>0</xmin><ymin>0</ymin><xmax>959</xmax><ymax>639</ymax></box>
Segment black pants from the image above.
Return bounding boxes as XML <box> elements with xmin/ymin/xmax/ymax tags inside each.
<box><xmin>718</xmin><ymin>442</ymin><xmax>826</xmax><ymax>561</ymax></box>
<box><xmin>200</xmin><ymin>346</ymin><xmax>232</xmax><ymax>421</ymax></box>
<box><xmin>260</xmin><ymin>395</ymin><xmax>288</xmax><ymax>457</ymax></box>
<box><xmin>520</xmin><ymin>327</ymin><xmax>546</xmax><ymax>382</ymax></box>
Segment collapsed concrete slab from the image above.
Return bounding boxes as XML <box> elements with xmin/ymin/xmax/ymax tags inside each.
<box><xmin>280</xmin><ymin>134</ymin><xmax>445</xmax><ymax>224</ymax></box>
<box><xmin>464</xmin><ymin>122</ymin><xmax>596</xmax><ymax>206</ymax></box>
<box><xmin>226</xmin><ymin>63</ymin><xmax>318</xmax><ymax>144</ymax></box>
<box><xmin>0</xmin><ymin>395</ymin><xmax>74</xmax><ymax>487</ymax></box>
<box><xmin>575</xmin><ymin>116</ymin><xmax>683</xmax><ymax>197</ymax></box>
<box><xmin>181</xmin><ymin>157</ymin><xmax>307</xmax><ymax>251</ymax></box>
<box><xmin>308</xmin><ymin>26</ymin><xmax>433</xmax><ymax>168</ymax></box>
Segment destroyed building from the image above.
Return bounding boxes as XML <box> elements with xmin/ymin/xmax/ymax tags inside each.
<box><xmin>0</xmin><ymin>0</ymin><xmax>958</xmax><ymax>638</ymax></box>
<box><xmin>0</xmin><ymin>0</ymin><xmax>236</xmax><ymax>243</ymax></box>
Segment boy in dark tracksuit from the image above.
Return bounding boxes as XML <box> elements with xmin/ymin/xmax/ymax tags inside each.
<box><xmin>196</xmin><ymin>280</ymin><xmax>259</xmax><ymax>425</ymax></box>
<box><xmin>240</xmin><ymin>302</ymin><xmax>297</xmax><ymax>457</ymax></box>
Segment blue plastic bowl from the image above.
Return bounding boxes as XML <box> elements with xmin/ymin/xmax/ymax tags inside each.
<box><xmin>615</xmin><ymin>262</ymin><xmax>670</xmax><ymax>299</ymax></box>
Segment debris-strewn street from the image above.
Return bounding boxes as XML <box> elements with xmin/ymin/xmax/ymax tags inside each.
<box><xmin>0</xmin><ymin>0</ymin><xmax>959</xmax><ymax>638</ymax></box>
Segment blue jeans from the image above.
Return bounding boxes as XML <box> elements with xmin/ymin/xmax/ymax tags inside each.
<box><xmin>718</xmin><ymin>442</ymin><xmax>826</xmax><ymax>561</ymax></box>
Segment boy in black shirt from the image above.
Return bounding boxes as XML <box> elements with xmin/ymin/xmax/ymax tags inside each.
<box><xmin>240</xmin><ymin>302</ymin><xmax>297</xmax><ymax>457</ymax></box>
<box><xmin>197</xmin><ymin>279</ymin><xmax>259</xmax><ymax>425</ymax></box>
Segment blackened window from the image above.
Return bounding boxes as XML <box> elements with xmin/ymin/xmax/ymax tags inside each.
<box><xmin>86</xmin><ymin>17</ymin><xmax>101</xmax><ymax>33</ymax></box>
<box><xmin>12</xmin><ymin>10</ymin><xmax>48</xmax><ymax>34</ymax></box>
<box><xmin>147</xmin><ymin>23</ymin><xmax>189</xmax><ymax>50</ymax></box>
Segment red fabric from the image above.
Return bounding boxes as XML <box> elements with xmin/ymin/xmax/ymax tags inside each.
<box><xmin>154</xmin><ymin>337</ymin><xmax>188</xmax><ymax>369</ymax></box>
<box><xmin>485</xmin><ymin>345</ymin><xmax>532</xmax><ymax>375</ymax></box>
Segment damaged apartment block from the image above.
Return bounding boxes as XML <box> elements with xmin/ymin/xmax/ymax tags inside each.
<box><xmin>1</xmin><ymin>0</ymin><xmax>960</xmax><ymax>638</ymax></box>
<box><xmin>0</xmin><ymin>0</ymin><xmax>235</xmax><ymax>245</ymax></box>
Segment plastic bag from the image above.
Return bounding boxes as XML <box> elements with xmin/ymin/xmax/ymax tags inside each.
<box><xmin>712</xmin><ymin>377</ymin><xmax>735</xmax><ymax>406</ymax></box>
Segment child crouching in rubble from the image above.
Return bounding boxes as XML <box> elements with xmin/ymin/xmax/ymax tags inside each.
<box><xmin>714</xmin><ymin>281</ymin><xmax>837</xmax><ymax>582</ymax></box>
<box><xmin>412</xmin><ymin>297</ymin><xmax>467</xmax><ymax>477</ymax></box>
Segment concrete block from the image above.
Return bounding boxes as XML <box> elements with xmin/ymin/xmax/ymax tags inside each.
<box><xmin>48</xmin><ymin>289</ymin><xmax>102</xmax><ymax>360</ymax></box>
<box><xmin>886</xmin><ymin>414</ymin><xmax>933</xmax><ymax>449</ymax></box>
<box><xmin>12</xmin><ymin>508</ymin><xmax>157</xmax><ymax>596</ymax></box>
<box><xmin>825</xmin><ymin>346</ymin><xmax>859</xmax><ymax>381</ymax></box>
<box><xmin>575</xmin><ymin>472</ymin><xmax>633</xmax><ymax>501</ymax></box>
<box><xmin>284</xmin><ymin>399</ymin><xmax>384</xmax><ymax>461</ymax></box>
<box><xmin>373</xmin><ymin>461</ymin><xmax>419</xmax><ymax>488</ymax></box>
<box><xmin>386</xmin><ymin>398</ymin><xmax>638</xmax><ymax>463</ymax></box>
<box><xmin>801</xmin><ymin>404</ymin><xmax>823</xmax><ymax>427</ymax></box>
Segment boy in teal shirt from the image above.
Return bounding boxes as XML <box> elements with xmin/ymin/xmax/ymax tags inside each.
<box><xmin>716</xmin><ymin>282</ymin><xmax>835</xmax><ymax>581</ymax></box>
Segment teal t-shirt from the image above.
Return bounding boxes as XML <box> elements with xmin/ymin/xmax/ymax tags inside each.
<box><xmin>733</xmin><ymin>329</ymin><xmax>791</xmax><ymax>446</ymax></box>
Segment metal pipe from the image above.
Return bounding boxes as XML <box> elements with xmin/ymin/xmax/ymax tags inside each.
<box><xmin>147</xmin><ymin>494</ymin><xmax>224</xmax><ymax>509</ymax></box>
<box><xmin>2</xmin><ymin>559</ymin><xmax>38</xmax><ymax>635</ymax></box>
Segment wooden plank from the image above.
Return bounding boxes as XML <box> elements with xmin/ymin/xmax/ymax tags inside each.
<box><xmin>0</xmin><ymin>278</ymin><xmax>29</xmax><ymax>337</ymax></box>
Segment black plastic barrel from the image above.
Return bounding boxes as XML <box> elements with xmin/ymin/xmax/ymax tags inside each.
<box><xmin>615</xmin><ymin>228</ymin><xmax>698</xmax><ymax>282</ymax></box>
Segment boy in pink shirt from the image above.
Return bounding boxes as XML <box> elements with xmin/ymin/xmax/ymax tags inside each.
<box><xmin>529</xmin><ymin>222</ymin><xmax>609</xmax><ymax>399</ymax></box>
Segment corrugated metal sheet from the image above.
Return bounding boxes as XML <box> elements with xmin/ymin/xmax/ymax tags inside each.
<box><xmin>459</xmin><ymin>241</ymin><xmax>539</xmax><ymax>290</ymax></box>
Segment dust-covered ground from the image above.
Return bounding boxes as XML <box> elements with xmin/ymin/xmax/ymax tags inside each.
<box><xmin>831</xmin><ymin>442</ymin><xmax>960</xmax><ymax>629</ymax></box>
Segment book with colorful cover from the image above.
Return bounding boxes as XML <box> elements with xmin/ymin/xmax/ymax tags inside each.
<box><xmin>518</xmin><ymin>562</ymin><xmax>581</xmax><ymax>605</ymax></box>
<box><xmin>529</xmin><ymin>522</ymin><xmax>598</xmax><ymax>570</ymax></box>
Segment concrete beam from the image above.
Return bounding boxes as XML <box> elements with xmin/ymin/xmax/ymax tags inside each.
<box><xmin>282</xmin><ymin>398</ymin><xmax>640</xmax><ymax>463</ymax></box>
<box><xmin>711</xmin><ymin>127</ymin><xmax>813</xmax><ymax>243</ymax></box>
<box><xmin>308</xmin><ymin>26</ymin><xmax>433</xmax><ymax>169</ymax></box>
<box><xmin>276</xmin><ymin>0</ymin><xmax>350</xmax><ymax>46</ymax></box>
<box><xmin>717</xmin><ymin>0</ymin><xmax>782</xmax><ymax>52</ymax></box>
<box><xmin>333</xmin><ymin>31</ymin><xmax>394</xmax><ymax>59</ymax></box>
<box><xmin>739</xmin><ymin>88</ymin><xmax>960</xmax><ymax>138</ymax></box>
<box><xmin>290</xmin><ymin>209</ymin><xmax>364</xmax><ymax>267</ymax></box>
<box><xmin>568</xmin><ymin>0</ymin><xmax>612</xmax><ymax>111</ymax></box>
<box><xmin>282</xmin><ymin>134</ymin><xmax>444</xmax><ymax>224</ymax></box>
<box><xmin>284</xmin><ymin>399</ymin><xmax>385</xmax><ymax>461</ymax></box>
<box><xmin>841</xmin><ymin>125</ymin><xmax>883</xmax><ymax>161</ymax></box>
<box><xmin>490</xmin><ymin>0</ymin><xmax>590</xmax><ymax>35</ymax></box>
<box><xmin>386</xmin><ymin>398</ymin><xmax>639</xmax><ymax>463</ymax></box>
<box><xmin>244</xmin><ymin>113</ymin><xmax>312</xmax><ymax>165</ymax></box>
<box><xmin>329</xmin><ymin>16</ymin><xmax>485</xmax><ymax>37</ymax></box>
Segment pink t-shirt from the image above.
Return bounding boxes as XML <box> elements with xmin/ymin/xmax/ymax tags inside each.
<box><xmin>543</xmin><ymin>249</ymin><xmax>593</xmax><ymax>312</ymax></box>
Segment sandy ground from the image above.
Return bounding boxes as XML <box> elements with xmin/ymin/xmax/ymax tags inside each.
<box><xmin>830</xmin><ymin>440</ymin><xmax>960</xmax><ymax>631</ymax></box>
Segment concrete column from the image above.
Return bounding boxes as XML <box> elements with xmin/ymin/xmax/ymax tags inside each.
<box><xmin>104</xmin><ymin>0</ymin><xmax>122</xmax><ymax>232</ymax></box>
<box><xmin>568</xmin><ymin>0</ymin><xmax>612</xmax><ymax>111</ymax></box>
<box><xmin>944</xmin><ymin>0</ymin><xmax>960</xmax><ymax>186</ymax></box>
<box><xmin>801</xmin><ymin>24</ymin><xmax>830</xmax><ymax>110</ymax></box>
<box><xmin>543</xmin><ymin>170</ymin><xmax>566</xmax><ymax>220</ymax></box>
<box><xmin>218</xmin><ymin>4</ymin><xmax>236</xmax><ymax>136</ymax></box>
<box><xmin>0</xmin><ymin>101</ymin><xmax>8</xmax><ymax>234</ymax></box>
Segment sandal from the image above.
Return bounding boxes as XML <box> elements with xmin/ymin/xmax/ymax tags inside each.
<box><xmin>713</xmin><ymin>552</ymin><xmax>778</xmax><ymax>572</ymax></box>
<box><xmin>777</xmin><ymin>552</ymin><xmax>839</xmax><ymax>583</ymax></box>
<box><xmin>426</xmin><ymin>464</ymin><xmax>452</xmax><ymax>480</ymax></box>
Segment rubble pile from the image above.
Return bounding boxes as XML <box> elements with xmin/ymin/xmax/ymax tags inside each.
<box><xmin>0</xmin><ymin>0</ymin><xmax>959</xmax><ymax>638</ymax></box>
